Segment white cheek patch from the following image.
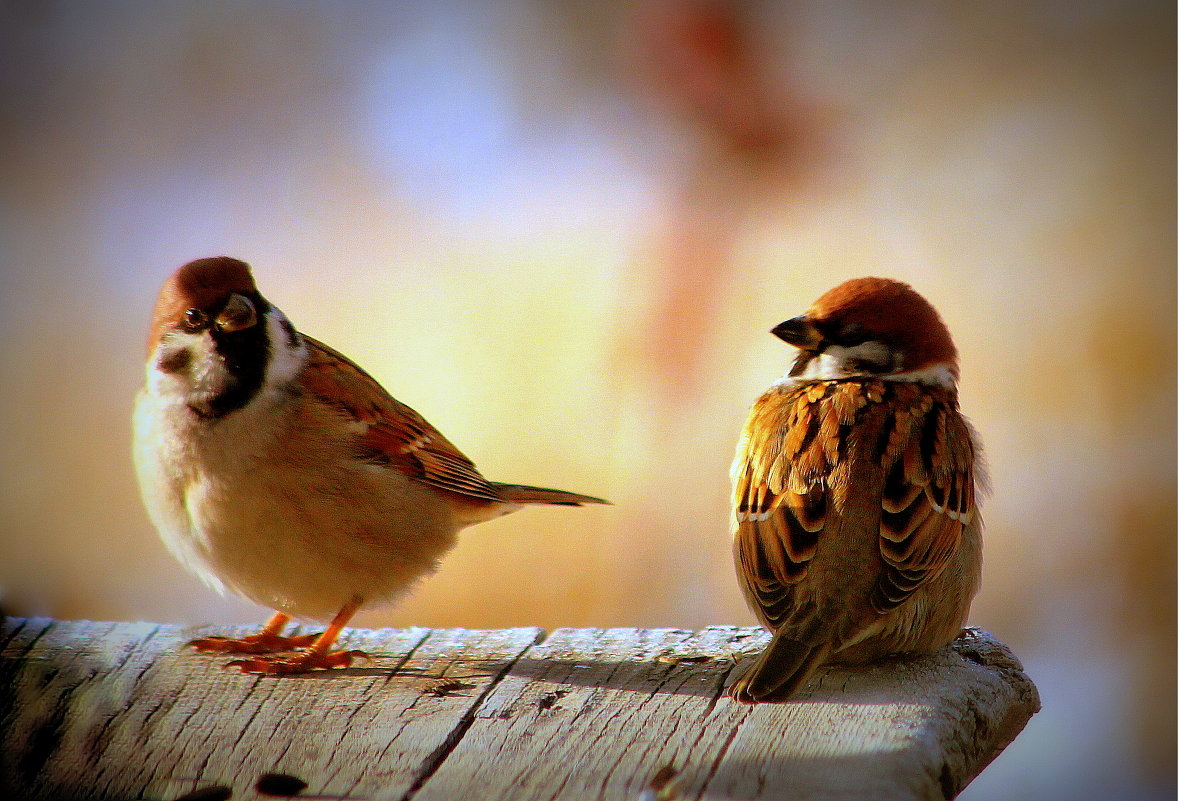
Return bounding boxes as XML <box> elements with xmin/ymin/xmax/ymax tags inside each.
<box><xmin>146</xmin><ymin>308</ymin><xmax>309</xmax><ymax>412</ymax></box>
<box><xmin>788</xmin><ymin>341</ymin><xmax>894</xmax><ymax>382</ymax></box>
<box><xmin>835</xmin><ymin>341</ymin><xmax>893</xmax><ymax>369</ymax></box>
<box><xmin>801</xmin><ymin>349</ymin><xmax>853</xmax><ymax>380</ymax></box>
<box><xmin>882</xmin><ymin>362</ymin><xmax>957</xmax><ymax>388</ymax></box>
<box><xmin>263</xmin><ymin>308</ymin><xmax>307</xmax><ymax>388</ymax></box>
<box><xmin>150</xmin><ymin>329</ymin><xmax>200</xmax><ymax>373</ymax></box>
<box><xmin>147</xmin><ymin>330</ymin><xmax>226</xmax><ymax>400</ymax></box>
<box><xmin>775</xmin><ymin>345</ymin><xmax>956</xmax><ymax>389</ymax></box>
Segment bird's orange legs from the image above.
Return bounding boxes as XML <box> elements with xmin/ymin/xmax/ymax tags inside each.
<box><xmin>189</xmin><ymin>597</ymin><xmax>369</xmax><ymax>674</ymax></box>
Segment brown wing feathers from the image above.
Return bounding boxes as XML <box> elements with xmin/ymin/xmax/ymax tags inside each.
<box><xmin>873</xmin><ymin>393</ymin><xmax>974</xmax><ymax>612</ymax></box>
<box><xmin>736</xmin><ymin>380</ymin><xmax>974</xmax><ymax>629</ymax></box>
<box><xmin>735</xmin><ymin>389</ymin><xmax>828</xmax><ymax>593</ymax></box>
<box><xmin>300</xmin><ymin>336</ymin><xmax>604</xmax><ymax>507</ymax></box>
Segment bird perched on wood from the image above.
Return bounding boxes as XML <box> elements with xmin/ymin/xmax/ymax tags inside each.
<box><xmin>133</xmin><ymin>257</ymin><xmax>607</xmax><ymax>674</ymax></box>
<box><xmin>728</xmin><ymin>277</ymin><xmax>983</xmax><ymax>703</ymax></box>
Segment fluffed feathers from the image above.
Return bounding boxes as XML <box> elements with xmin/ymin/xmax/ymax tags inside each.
<box><xmin>729</xmin><ymin>278</ymin><xmax>983</xmax><ymax>702</ymax></box>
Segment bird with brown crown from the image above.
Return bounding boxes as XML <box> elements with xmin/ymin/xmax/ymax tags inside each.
<box><xmin>133</xmin><ymin>257</ymin><xmax>607</xmax><ymax>674</ymax></box>
<box><xmin>729</xmin><ymin>277</ymin><xmax>983</xmax><ymax>702</ymax></box>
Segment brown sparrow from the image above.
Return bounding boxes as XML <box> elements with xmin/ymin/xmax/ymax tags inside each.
<box><xmin>728</xmin><ymin>277</ymin><xmax>983</xmax><ymax>702</ymax></box>
<box><xmin>133</xmin><ymin>257</ymin><xmax>607</xmax><ymax>674</ymax></box>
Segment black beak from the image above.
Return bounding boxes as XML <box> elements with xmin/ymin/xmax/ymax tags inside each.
<box><xmin>771</xmin><ymin>315</ymin><xmax>823</xmax><ymax>350</ymax></box>
<box><xmin>215</xmin><ymin>292</ymin><xmax>258</xmax><ymax>334</ymax></box>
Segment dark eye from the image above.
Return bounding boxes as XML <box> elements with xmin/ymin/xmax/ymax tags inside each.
<box><xmin>183</xmin><ymin>308</ymin><xmax>208</xmax><ymax>330</ymax></box>
<box><xmin>838</xmin><ymin>323</ymin><xmax>867</xmax><ymax>346</ymax></box>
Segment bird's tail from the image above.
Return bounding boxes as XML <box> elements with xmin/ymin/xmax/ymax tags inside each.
<box><xmin>728</xmin><ymin>632</ymin><xmax>832</xmax><ymax>703</ymax></box>
<box><xmin>492</xmin><ymin>482</ymin><xmax>609</xmax><ymax>507</ymax></box>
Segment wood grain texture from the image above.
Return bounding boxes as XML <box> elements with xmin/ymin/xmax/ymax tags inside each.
<box><xmin>0</xmin><ymin>619</ymin><xmax>1038</xmax><ymax>801</ymax></box>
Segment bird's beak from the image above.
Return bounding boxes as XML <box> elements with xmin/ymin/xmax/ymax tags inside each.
<box><xmin>771</xmin><ymin>315</ymin><xmax>822</xmax><ymax>350</ymax></box>
<box><xmin>215</xmin><ymin>293</ymin><xmax>258</xmax><ymax>333</ymax></box>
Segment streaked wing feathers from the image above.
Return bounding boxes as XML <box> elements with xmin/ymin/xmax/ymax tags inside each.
<box><xmin>733</xmin><ymin>386</ymin><xmax>831</xmax><ymax>627</ymax></box>
<box><xmin>872</xmin><ymin>392</ymin><xmax>976</xmax><ymax>612</ymax></box>
<box><xmin>734</xmin><ymin>380</ymin><xmax>975</xmax><ymax>629</ymax></box>
<box><xmin>300</xmin><ymin>335</ymin><xmax>503</xmax><ymax>503</ymax></box>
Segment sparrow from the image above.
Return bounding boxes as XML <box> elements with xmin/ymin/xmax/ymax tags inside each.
<box><xmin>132</xmin><ymin>256</ymin><xmax>607</xmax><ymax>674</ymax></box>
<box><xmin>728</xmin><ymin>277</ymin><xmax>983</xmax><ymax>703</ymax></box>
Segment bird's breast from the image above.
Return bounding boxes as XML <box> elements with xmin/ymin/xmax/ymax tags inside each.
<box><xmin>134</xmin><ymin>383</ymin><xmax>466</xmax><ymax>617</ymax></box>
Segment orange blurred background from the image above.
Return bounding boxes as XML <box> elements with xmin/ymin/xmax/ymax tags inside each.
<box><xmin>1</xmin><ymin>2</ymin><xmax>1173</xmax><ymax>799</ymax></box>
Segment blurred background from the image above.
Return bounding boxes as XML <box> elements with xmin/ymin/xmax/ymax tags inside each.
<box><xmin>1</xmin><ymin>1</ymin><xmax>1173</xmax><ymax>798</ymax></box>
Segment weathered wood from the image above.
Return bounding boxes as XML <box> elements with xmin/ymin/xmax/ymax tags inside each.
<box><xmin>1</xmin><ymin>619</ymin><xmax>539</xmax><ymax>801</ymax></box>
<box><xmin>0</xmin><ymin>619</ymin><xmax>1038</xmax><ymax>801</ymax></box>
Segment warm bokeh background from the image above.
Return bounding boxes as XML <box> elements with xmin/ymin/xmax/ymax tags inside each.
<box><xmin>1</xmin><ymin>2</ymin><xmax>1173</xmax><ymax>799</ymax></box>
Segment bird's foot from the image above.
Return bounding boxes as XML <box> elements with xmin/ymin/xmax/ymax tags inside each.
<box><xmin>187</xmin><ymin>631</ymin><xmax>321</xmax><ymax>655</ymax></box>
<box><xmin>727</xmin><ymin>677</ymin><xmax>760</xmax><ymax>705</ymax></box>
<box><xmin>225</xmin><ymin>648</ymin><xmax>370</xmax><ymax>675</ymax></box>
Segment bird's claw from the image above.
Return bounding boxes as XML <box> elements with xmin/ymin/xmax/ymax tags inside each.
<box><xmin>187</xmin><ymin>632</ymin><xmax>321</xmax><ymax>655</ymax></box>
<box><xmin>224</xmin><ymin>649</ymin><xmax>370</xmax><ymax>674</ymax></box>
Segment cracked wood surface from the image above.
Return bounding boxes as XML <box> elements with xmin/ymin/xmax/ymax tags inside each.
<box><xmin>0</xmin><ymin>619</ymin><xmax>1038</xmax><ymax>801</ymax></box>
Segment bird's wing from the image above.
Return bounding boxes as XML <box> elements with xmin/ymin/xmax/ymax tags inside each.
<box><xmin>733</xmin><ymin>381</ymin><xmax>976</xmax><ymax>630</ymax></box>
<box><xmin>871</xmin><ymin>385</ymin><xmax>978</xmax><ymax>612</ymax></box>
<box><xmin>732</xmin><ymin>382</ymin><xmax>834</xmax><ymax>630</ymax></box>
<box><xmin>299</xmin><ymin>335</ymin><xmax>504</xmax><ymax>503</ymax></box>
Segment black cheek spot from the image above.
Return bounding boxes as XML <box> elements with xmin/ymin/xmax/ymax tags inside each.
<box><xmin>156</xmin><ymin>348</ymin><xmax>192</xmax><ymax>374</ymax></box>
<box><xmin>846</xmin><ymin>352</ymin><xmax>892</xmax><ymax>375</ymax></box>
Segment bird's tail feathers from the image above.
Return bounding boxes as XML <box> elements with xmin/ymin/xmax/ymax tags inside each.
<box><xmin>729</xmin><ymin>633</ymin><xmax>832</xmax><ymax>703</ymax></box>
<box><xmin>492</xmin><ymin>482</ymin><xmax>609</xmax><ymax>507</ymax></box>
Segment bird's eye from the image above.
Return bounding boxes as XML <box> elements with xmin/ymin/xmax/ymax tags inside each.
<box><xmin>838</xmin><ymin>323</ymin><xmax>867</xmax><ymax>346</ymax></box>
<box><xmin>183</xmin><ymin>308</ymin><xmax>208</xmax><ymax>330</ymax></box>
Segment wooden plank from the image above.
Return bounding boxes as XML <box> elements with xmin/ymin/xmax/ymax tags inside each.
<box><xmin>410</xmin><ymin>626</ymin><xmax>753</xmax><ymax>801</ymax></box>
<box><xmin>0</xmin><ymin>618</ymin><xmax>540</xmax><ymax>801</ymax></box>
<box><xmin>411</xmin><ymin>626</ymin><xmax>1038</xmax><ymax>801</ymax></box>
<box><xmin>0</xmin><ymin>619</ymin><xmax>1038</xmax><ymax>801</ymax></box>
<box><xmin>699</xmin><ymin>628</ymin><xmax>1041</xmax><ymax>801</ymax></box>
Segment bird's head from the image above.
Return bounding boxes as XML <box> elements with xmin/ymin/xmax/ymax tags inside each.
<box><xmin>146</xmin><ymin>257</ymin><xmax>303</xmax><ymax>419</ymax></box>
<box><xmin>772</xmin><ymin>277</ymin><xmax>958</xmax><ymax>386</ymax></box>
